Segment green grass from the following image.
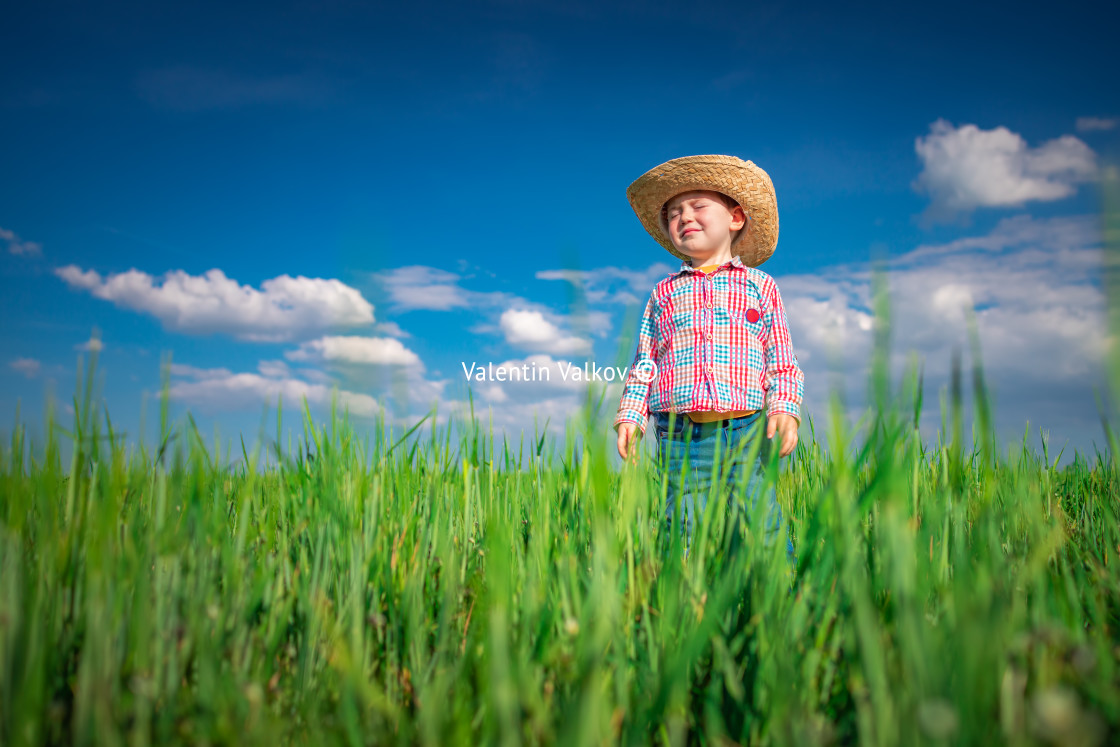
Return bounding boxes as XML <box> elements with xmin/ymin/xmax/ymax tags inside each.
<box><xmin>1</xmin><ymin>342</ymin><xmax>1119</xmax><ymax>747</ymax></box>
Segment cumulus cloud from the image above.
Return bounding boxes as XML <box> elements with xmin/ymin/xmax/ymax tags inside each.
<box><xmin>286</xmin><ymin>335</ymin><xmax>423</xmax><ymax>366</ymax></box>
<box><xmin>499</xmin><ymin>309</ymin><xmax>591</xmax><ymax>355</ymax></box>
<box><xmin>170</xmin><ymin>364</ymin><xmax>382</xmax><ymax>419</ymax></box>
<box><xmin>10</xmin><ymin>358</ymin><xmax>41</xmax><ymax>378</ymax></box>
<box><xmin>1</xmin><ymin>227</ymin><xmax>42</xmax><ymax>257</ymax></box>
<box><xmin>56</xmin><ymin>266</ymin><xmax>374</xmax><ymax>342</ymax></box>
<box><xmin>913</xmin><ymin>119</ymin><xmax>1097</xmax><ymax>218</ymax></box>
<box><xmin>1076</xmin><ymin>116</ymin><xmax>1117</xmax><ymax>133</ymax></box>
<box><xmin>75</xmin><ymin>337</ymin><xmax>104</xmax><ymax>353</ymax></box>
<box><xmin>779</xmin><ymin>214</ymin><xmax>1108</xmax><ymax>453</ymax></box>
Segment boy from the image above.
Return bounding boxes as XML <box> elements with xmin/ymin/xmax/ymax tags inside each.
<box><xmin>613</xmin><ymin>154</ymin><xmax>803</xmax><ymax>554</ymax></box>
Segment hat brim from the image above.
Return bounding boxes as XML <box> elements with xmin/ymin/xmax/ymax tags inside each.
<box><xmin>626</xmin><ymin>155</ymin><xmax>779</xmax><ymax>266</ymax></box>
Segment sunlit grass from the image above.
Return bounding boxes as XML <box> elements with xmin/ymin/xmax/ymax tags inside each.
<box><xmin>1</xmin><ymin>330</ymin><xmax>1118</xmax><ymax>747</ymax></box>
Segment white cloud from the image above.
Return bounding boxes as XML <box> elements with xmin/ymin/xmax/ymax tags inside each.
<box><xmin>379</xmin><ymin>266</ymin><xmax>473</xmax><ymax>311</ymax></box>
<box><xmin>377</xmin><ymin>264</ymin><xmax>607</xmax><ymax>347</ymax></box>
<box><xmin>536</xmin><ymin>263</ymin><xmax>675</xmax><ymax>306</ymax></box>
<box><xmin>499</xmin><ymin>309</ymin><xmax>591</xmax><ymax>355</ymax></box>
<box><xmin>374</xmin><ymin>321</ymin><xmax>410</xmax><ymax>338</ymax></box>
<box><xmin>913</xmin><ymin>119</ymin><xmax>1097</xmax><ymax>217</ymax></box>
<box><xmin>170</xmin><ymin>365</ymin><xmax>382</xmax><ymax>419</ymax></box>
<box><xmin>376</xmin><ymin>363</ymin><xmax>449</xmax><ymax>415</ymax></box>
<box><xmin>286</xmin><ymin>335</ymin><xmax>423</xmax><ymax>366</ymax></box>
<box><xmin>277</xmin><ymin>336</ymin><xmax>450</xmax><ymax>417</ymax></box>
<box><xmin>1076</xmin><ymin>116</ymin><xmax>1117</xmax><ymax>133</ymax></box>
<box><xmin>56</xmin><ymin>266</ymin><xmax>374</xmax><ymax>342</ymax></box>
<box><xmin>582</xmin><ymin>309</ymin><xmax>614</xmax><ymax>337</ymax></box>
<box><xmin>10</xmin><ymin>358</ymin><xmax>41</xmax><ymax>378</ymax></box>
<box><xmin>1</xmin><ymin>227</ymin><xmax>42</xmax><ymax>257</ymax></box>
<box><xmin>257</xmin><ymin>359</ymin><xmax>291</xmax><ymax>378</ymax></box>
<box><xmin>376</xmin><ymin>265</ymin><xmax>529</xmax><ymax>313</ymax></box>
<box><xmin>903</xmin><ymin>214</ymin><xmax>1099</xmax><ymax>263</ymax></box>
<box><xmin>779</xmin><ymin>214</ymin><xmax>1108</xmax><ymax>453</ymax></box>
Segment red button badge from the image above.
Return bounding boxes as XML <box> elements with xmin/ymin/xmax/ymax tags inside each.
<box><xmin>746</xmin><ymin>308</ymin><xmax>760</xmax><ymax>323</ymax></box>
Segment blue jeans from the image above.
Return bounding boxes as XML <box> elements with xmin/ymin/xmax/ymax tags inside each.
<box><xmin>654</xmin><ymin>410</ymin><xmax>794</xmax><ymax>558</ymax></box>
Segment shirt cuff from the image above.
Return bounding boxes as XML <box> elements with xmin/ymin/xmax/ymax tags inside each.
<box><xmin>613</xmin><ymin>409</ymin><xmax>649</xmax><ymax>436</ymax></box>
<box><xmin>766</xmin><ymin>400</ymin><xmax>801</xmax><ymax>423</ymax></box>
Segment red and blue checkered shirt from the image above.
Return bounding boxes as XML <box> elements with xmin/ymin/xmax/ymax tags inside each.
<box><xmin>614</xmin><ymin>255</ymin><xmax>804</xmax><ymax>435</ymax></box>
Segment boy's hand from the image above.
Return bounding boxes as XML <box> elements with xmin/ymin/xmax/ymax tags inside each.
<box><xmin>766</xmin><ymin>413</ymin><xmax>799</xmax><ymax>458</ymax></box>
<box><xmin>616</xmin><ymin>423</ymin><xmax>641</xmax><ymax>461</ymax></box>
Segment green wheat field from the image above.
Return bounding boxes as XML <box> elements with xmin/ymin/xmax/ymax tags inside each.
<box><xmin>1</xmin><ymin>341</ymin><xmax>1119</xmax><ymax>747</ymax></box>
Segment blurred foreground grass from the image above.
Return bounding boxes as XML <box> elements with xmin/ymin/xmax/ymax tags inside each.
<box><xmin>1</xmin><ymin>344</ymin><xmax>1119</xmax><ymax>747</ymax></box>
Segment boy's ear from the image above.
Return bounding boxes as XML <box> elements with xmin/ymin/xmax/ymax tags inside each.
<box><xmin>730</xmin><ymin>206</ymin><xmax>747</xmax><ymax>231</ymax></box>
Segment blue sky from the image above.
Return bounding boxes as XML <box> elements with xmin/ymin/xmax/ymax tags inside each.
<box><xmin>2</xmin><ymin>0</ymin><xmax>1118</xmax><ymax>464</ymax></box>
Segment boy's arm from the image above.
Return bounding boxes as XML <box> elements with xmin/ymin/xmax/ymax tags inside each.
<box><xmin>761</xmin><ymin>278</ymin><xmax>804</xmax><ymax>423</ymax></box>
<box><xmin>613</xmin><ymin>294</ymin><xmax>658</xmax><ymax>436</ymax></box>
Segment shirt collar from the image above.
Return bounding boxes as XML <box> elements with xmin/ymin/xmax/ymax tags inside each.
<box><xmin>673</xmin><ymin>254</ymin><xmax>746</xmax><ymax>277</ymax></box>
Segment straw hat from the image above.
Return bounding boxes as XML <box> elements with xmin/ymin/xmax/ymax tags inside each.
<box><xmin>626</xmin><ymin>154</ymin><xmax>779</xmax><ymax>266</ymax></box>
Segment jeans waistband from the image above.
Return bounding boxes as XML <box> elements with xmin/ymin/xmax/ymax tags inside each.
<box><xmin>653</xmin><ymin>410</ymin><xmax>762</xmax><ymax>430</ymax></box>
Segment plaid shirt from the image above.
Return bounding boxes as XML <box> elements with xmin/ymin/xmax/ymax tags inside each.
<box><xmin>614</xmin><ymin>255</ymin><xmax>804</xmax><ymax>435</ymax></box>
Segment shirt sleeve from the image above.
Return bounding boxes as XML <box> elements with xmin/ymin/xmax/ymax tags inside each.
<box><xmin>761</xmin><ymin>278</ymin><xmax>804</xmax><ymax>422</ymax></box>
<box><xmin>613</xmin><ymin>292</ymin><xmax>658</xmax><ymax>435</ymax></box>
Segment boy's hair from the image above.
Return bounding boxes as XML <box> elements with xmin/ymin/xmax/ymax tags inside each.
<box><xmin>713</xmin><ymin>192</ymin><xmax>742</xmax><ymax>212</ymax></box>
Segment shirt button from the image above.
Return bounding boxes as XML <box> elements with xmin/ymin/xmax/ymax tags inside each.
<box><xmin>706</xmin><ymin>301</ymin><xmax>713</xmax><ymax>309</ymax></box>
<box><xmin>706</xmin><ymin>365</ymin><xmax>713</xmax><ymax>373</ymax></box>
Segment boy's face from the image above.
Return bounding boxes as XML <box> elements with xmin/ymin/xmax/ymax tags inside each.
<box><xmin>663</xmin><ymin>190</ymin><xmax>746</xmax><ymax>260</ymax></box>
